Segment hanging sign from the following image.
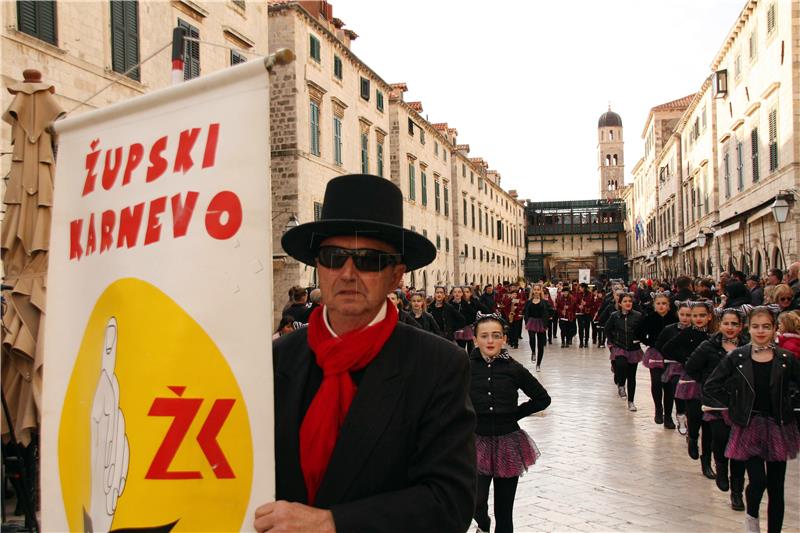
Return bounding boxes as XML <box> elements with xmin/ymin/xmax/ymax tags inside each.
<box><xmin>42</xmin><ymin>59</ymin><xmax>274</xmax><ymax>532</ymax></box>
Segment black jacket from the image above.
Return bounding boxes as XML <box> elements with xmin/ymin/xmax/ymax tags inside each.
<box><xmin>654</xmin><ymin>323</ymin><xmax>685</xmax><ymax>355</ymax></box>
<box><xmin>469</xmin><ymin>349</ymin><xmax>551</xmax><ymax>436</ymax></box>
<box><xmin>640</xmin><ymin>310</ymin><xmax>677</xmax><ymax>347</ymax></box>
<box><xmin>674</xmin><ymin>288</ymin><xmax>697</xmax><ymax>302</ymax></box>
<box><xmin>479</xmin><ymin>293</ymin><xmax>497</xmax><ymax>313</ymax></box>
<box><xmin>430</xmin><ymin>301</ymin><xmax>464</xmax><ymax>340</ymax></box>
<box><xmin>410</xmin><ymin>310</ymin><xmax>443</xmax><ymax>337</ymax></box>
<box><xmin>273</xmin><ymin>323</ymin><xmax>476</xmax><ymax>532</ymax></box>
<box><xmin>449</xmin><ymin>300</ymin><xmax>474</xmax><ymax>331</ymax></box>
<box><xmin>704</xmin><ymin>345</ymin><xmax>800</xmax><ymax>427</ymax></box>
<box><xmin>661</xmin><ymin>327</ymin><xmax>709</xmax><ymax>365</ymax></box>
<box><xmin>597</xmin><ymin>294</ymin><xmax>616</xmax><ymax>326</ymax></box>
<box><xmin>285</xmin><ymin>302</ymin><xmax>313</xmax><ymax>323</ymax></box>
<box><xmin>459</xmin><ymin>299</ymin><xmax>486</xmax><ymax>325</ymax></box>
<box><xmin>523</xmin><ymin>298</ymin><xmax>553</xmax><ymax>322</ymax></box>
<box><xmin>398</xmin><ymin>308</ymin><xmax>422</xmax><ymax>328</ymax></box>
<box><xmin>685</xmin><ymin>332</ymin><xmax>749</xmax><ymax>384</ymax></box>
<box><xmin>604</xmin><ymin>310</ymin><xmax>644</xmax><ymax>350</ymax></box>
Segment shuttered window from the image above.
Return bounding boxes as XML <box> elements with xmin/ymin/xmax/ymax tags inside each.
<box><xmin>376</xmin><ymin>141</ymin><xmax>384</xmax><ymax>177</ymax></box>
<box><xmin>333</xmin><ymin>55</ymin><xmax>342</xmax><ymax>79</ymax></box>
<box><xmin>178</xmin><ymin>19</ymin><xmax>200</xmax><ymax>80</ymax></box>
<box><xmin>443</xmin><ymin>184</ymin><xmax>449</xmax><ymax>217</ymax></box>
<box><xmin>421</xmin><ymin>171</ymin><xmax>427</xmax><ymax>206</ymax></box>
<box><xmin>333</xmin><ymin>117</ymin><xmax>342</xmax><ymax>166</ymax></box>
<box><xmin>462</xmin><ymin>199</ymin><xmax>467</xmax><ymax>225</ymax></box>
<box><xmin>723</xmin><ymin>151</ymin><xmax>731</xmax><ymax>198</ymax></box>
<box><xmin>434</xmin><ymin>180</ymin><xmax>441</xmax><ymax>212</ymax></box>
<box><xmin>309</xmin><ymin>101</ymin><xmax>320</xmax><ymax>155</ymax></box>
<box><xmin>360</xmin><ymin>77</ymin><xmax>370</xmax><ymax>100</ymax></box>
<box><xmin>767</xmin><ymin>3</ymin><xmax>776</xmax><ymax>34</ymax></box>
<box><xmin>110</xmin><ymin>0</ymin><xmax>139</xmax><ymax>80</ymax></box>
<box><xmin>360</xmin><ymin>132</ymin><xmax>369</xmax><ymax>173</ymax></box>
<box><xmin>736</xmin><ymin>141</ymin><xmax>744</xmax><ymax>191</ymax></box>
<box><xmin>751</xmin><ymin>128</ymin><xmax>759</xmax><ymax>182</ymax></box>
<box><xmin>231</xmin><ymin>50</ymin><xmax>247</xmax><ymax>65</ymax></box>
<box><xmin>768</xmin><ymin>109</ymin><xmax>778</xmax><ymax>171</ymax></box>
<box><xmin>408</xmin><ymin>163</ymin><xmax>416</xmax><ymax>201</ymax></box>
<box><xmin>309</xmin><ymin>35</ymin><xmax>321</xmax><ymax>62</ymax></box>
<box><xmin>17</xmin><ymin>0</ymin><xmax>57</xmax><ymax>45</ymax></box>
<box><xmin>313</xmin><ymin>202</ymin><xmax>323</xmax><ymax>221</ymax></box>
<box><xmin>376</xmin><ymin>90</ymin><xmax>384</xmax><ymax>112</ymax></box>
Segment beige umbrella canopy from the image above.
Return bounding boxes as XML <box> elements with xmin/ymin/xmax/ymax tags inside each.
<box><xmin>2</xmin><ymin>69</ymin><xmax>64</xmax><ymax>445</ymax></box>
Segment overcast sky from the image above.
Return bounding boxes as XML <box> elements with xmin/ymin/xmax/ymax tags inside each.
<box><xmin>331</xmin><ymin>0</ymin><xmax>746</xmax><ymax>202</ymax></box>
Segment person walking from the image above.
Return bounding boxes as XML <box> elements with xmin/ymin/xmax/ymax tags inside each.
<box><xmin>430</xmin><ymin>286</ymin><xmax>463</xmax><ymax>342</ymax></box>
<box><xmin>686</xmin><ymin>308</ymin><xmax>748</xmax><ymax>511</ymax></box>
<box><xmin>544</xmin><ymin>284</ymin><xmax>559</xmax><ymax>344</ymax></box>
<box><xmin>663</xmin><ymin>301</ymin><xmax>715</xmax><ymax>478</ymax></box>
<box><xmin>640</xmin><ymin>292</ymin><xmax>677</xmax><ymax>425</ymax></box>
<box><xmin>470</xmin><ymin>313</ymin><xmax>551</xmax><ymax>533</ymax></box>
<box><xmin>524</xmin><ymin>284</ymin><xmax>553</xmax><ymax>371</ymax></box>
<box><xmin>451</xmin><ymin>287</ymin><xmax>475</xmax><ymax>353</ymax></box>
<box><xmin>704</xmin><ymin>307</ymin><xmax>800</xmax><ymax>533</ymax></box>
<box><xmin>604</xmin><ymin>292</ymin><xmax>645</xmax><ymax>411</ymax></box>
<box><xmin>590</xmin><ymin>286</ymin><xmax>605</xmax><ymax>346</ymax></box>
<box><xmin>655</xmin><ymin>300</ymin><xmax>693</xmax><ymax>431</ymax></box>
<box><xmin>409</xmin><ymin>292</ymin><xmax>443</xmax><ymax>336</ymax></box>
<box><xmin>501</xmin><ymin>283</ymin><xmax>525</xmax><ymax>349</ymax></box>
<box><xmin>556</xmin><ymin>286</ymin><xmax>577</xmax><ymax>347</ymax></box>
<box><xmin>480</xmin><ymin>285</ymin><xmax>498</xmax><ymax>313</ymax></box>
<box><xmin>575</xmin><ymin>283</ymin><xmax>593</xmax><ymax>348</ymax></box>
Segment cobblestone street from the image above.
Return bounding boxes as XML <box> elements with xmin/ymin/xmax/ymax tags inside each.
<box><xmin>483</xmin><ymin>337</ymin><xmax>800</xmax><ymax>533</ymax></box>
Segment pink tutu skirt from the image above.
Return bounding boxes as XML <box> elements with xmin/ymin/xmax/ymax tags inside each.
<box><xmin>642</xmin><ymin>347</ymin><xmax>664</xmax><ymax>369</ymax></box>
<box><xmin>454</xmin><ymin>328</ymin><xmax>474</xmax><ymax>341</ymax></box>
<box><xmin>526</xmin><ymin>318</ymin><xmax>546</xmax><ymax>332</ymax></box>
<box><xmin>726</xmin><ymin>415</ymin><xmax>800</xmax><ymax>462</ymax></box>
<box><xmin>476</xmin><ymin>429</ymin><xmax>540</xmax><ymax>478</ymax></box>
<box><xmin>661</xmin><ymin>361</ymin><xmax>683</xmax><ymax>383</ymax></box>
<box><xmin>703</xmin><ymin>410</ymin><xmax>732</xmax><ymax>425</ymax></box>
<box><xmin>609</xmin><ymin>346</ymin><xmax>643</xmax><ymax>364</ymax></box>
<box><xmin>675</xmin><ymin>371</ymin><xmax>702</xmax><ymax>400</ymax></box>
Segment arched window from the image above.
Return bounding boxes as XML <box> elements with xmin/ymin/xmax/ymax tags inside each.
<box><xmin>612</xmin><ymin>154</ymin><xmax>618</xmax><ymax>165</ymax></box>
<box><xmin>610</xmin><ymin>130</ymin><xmax>614</xmax><ymax>140</ymax></box>
<box><xmin>605</xmin><ymin>154</ymin><xmax>611</xmax><ymax>166</ymax></box>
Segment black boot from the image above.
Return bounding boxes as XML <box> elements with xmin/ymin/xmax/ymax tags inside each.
<box><xmin>687</xmin><ymin>438</ymin><xmax>699</xmax><ymax>460</ymax></box>
<box><xmin>701</xmin><ymin>455</ymin><xmax>716</xmax><ymax>479</ymax></box>
<box><xmin>715</xmin><ymin>460</ymin><xmax>729</xmax><ymax>492</ymax></box>
<box><xmin>730</xmin><ymin>476</ymin><xmax>745</xmax><ymax>511</ymax></box>
<box><xmin>663</xmin><ymin>417</ymin><xmax>676</xmax><ymax>429</ymax></box>
<box><xmin>654</xmin><ymin>409</ymin><xmax>664</xmax><ymax>425</ymax></box>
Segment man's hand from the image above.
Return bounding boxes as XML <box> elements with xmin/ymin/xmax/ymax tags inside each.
<box><xmin>254</xmin><ymin>501</ymin><xmax>336</xmax><ymax>533</ymax></box>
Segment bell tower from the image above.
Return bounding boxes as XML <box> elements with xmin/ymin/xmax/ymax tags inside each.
<box><xmin>597</xmin><ymin>105</ymin><xmax>624</xmax><ymax>199</ymax></box>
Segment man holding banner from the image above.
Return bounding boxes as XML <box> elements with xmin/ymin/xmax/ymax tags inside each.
<box><xmin>255</xmin><ymin>174</ymin><xmax>476</xmax><ymax>532</ymax></box>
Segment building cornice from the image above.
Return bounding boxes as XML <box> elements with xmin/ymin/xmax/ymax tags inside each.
<box><xmin>710</xmin><ymin>0</ymin><xmax>757</xmax><ymax>71</ymax></box>
<box><xmin>269</xmin><ymin>2</ymin><xmax>392</xmax><ymax>92</ymax></box>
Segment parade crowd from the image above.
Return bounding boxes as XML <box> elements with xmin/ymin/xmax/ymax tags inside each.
<box><xmin>276</xmin><ymin>264</ymin><xmax>800</xmax><ymax>533</ymax></box>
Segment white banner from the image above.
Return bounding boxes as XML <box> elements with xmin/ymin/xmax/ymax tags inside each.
<box><xmin>43</xmin><ymin>59</ymin><xmax>273</xmax><ymax>532</ymax></box>
<box><xmin>578</xmin><ymin>269</ymin><xmax>590</xmax><ymax>284</ymax></box>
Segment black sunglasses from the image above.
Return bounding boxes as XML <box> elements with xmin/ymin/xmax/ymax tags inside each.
<box><xmin>317</xmin><ymin>246</ymin><xmax>402</xmax><ymax>272</ymax></box>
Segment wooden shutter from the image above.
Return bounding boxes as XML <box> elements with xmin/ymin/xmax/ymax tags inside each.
<box><xmin>768</xmin><ymin>109</ymin><xmax>778</xmax><ymax>171</ymax></box>
<box><xmin>17</xmin><ymin>0</ymin><xmax>57</xmax><ymax>45</ymax></box>
<box><xmin>111</xmin><ymin>1</ymin><xmax>140</xmax><ymax>80</ymax></box>
<box><xmin>179</xmin><ymin>19</ymin><xmax>200</xmax><ymax>80</ymax></box>
<box><xmin>751</xmin><ymin>128</ymin><xmax>759</xmax><ymax>182</ymax></box>
<box><xmin>313</xmin><ymin>202</ymin><xmax>323</xmax><ymax>221</ymax></box>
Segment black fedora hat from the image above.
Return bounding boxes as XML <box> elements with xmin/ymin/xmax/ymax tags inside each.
<box><xmin>281</xmin><ymin>174</ymin><xmax>437</xmax><ymax>271</ymax></box>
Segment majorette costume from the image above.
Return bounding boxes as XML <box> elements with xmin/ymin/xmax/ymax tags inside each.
<box><xmin>640</xmin><ymin>305</ymin><xmax>677</xmax><ymax>426</ymax></box>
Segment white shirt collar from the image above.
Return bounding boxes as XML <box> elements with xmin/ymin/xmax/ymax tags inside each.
<box><xmin>323</xmin><ymin>301</ymin><xmax>388</xmax><ymax>338</ymax></box>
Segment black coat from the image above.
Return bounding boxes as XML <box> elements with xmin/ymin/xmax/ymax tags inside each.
<box><xmin>468</xmin><ymin>350</ymin><xmax>550</xmax><ymax>436</ymax></box>
<box><xmin>479</xmin><ymin>293</ymin><xmax>497</xmax><ymax>313</ymax></box>
<box><xmin>640</xmin><ymin>310</ymin><xmax>677</xmax><ymax>347</ymax></box>
<box><xmin>430</xmin><ymin>302</ymin><xmax>463</xmax><ymax>340</ymax></box>
<box><xmin>410</xmin><ymin>310</ymin><xmax>443</xmax><ymax>337</ymax></box>
<box><xmin>661</xmin><ymin>327</ymin><xmax>709</xmax><ymax>365</ymax></box>
<box><xmin>704</xmin><ymin>345</ymin><xmax>800</xmax><ymax>427</ymax></box>
<box><xmin>654</xmin><ymin>323</ymin><xmax>685</xmax><ymax>355</ymax></box>
<box><xmin>604</xmin><ymin>310</ymin><xmax>644</xmax><ymax>350</ymax></box>
<box><xmin>273</xmin><ymin>323</ymin><xmax>476</xmax><ymax>532</ymax></box>
<box><xmin>685</xmin><ymin>332</ymin><xmax>749</xmax><ymax>384</ymax></box>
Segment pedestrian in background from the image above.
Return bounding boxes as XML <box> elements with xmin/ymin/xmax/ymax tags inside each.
<box><xmin>604</xmin><ymin>292</ymin><xmax>645</xmax><ymax>412</ymax></box>
<box><xmin>556</xmin><ymin>286</ymin><xmax>577</xmax><ymax>347</ymax></box>
<box><xmin>641</xmin><ymin>292</ymin><xmax>677</xmax><ymax>426</ymax></box>
<box><xmin>409</xmin><ymin>292</ymin><xmax>443</xmax><ymax>336</ymax></box>
<box><xmin>747</xmin><ymin>275</ymin><xmax>764</xmax><ymax>306</ymax></box>
<box><xmin>431</xmin><ymin>285</ymin><xmax>462</xmax><ymax>342</ymax></box>
<box><xmin>470</xmin><ymin>313</ymin><xmax>550</xmax><ymax>533</ymax></box>
<box><xmin>575</xmin><ymin>283</ymin><xmax>593</xmax><ymax>348</ymax></box>
<box><xmin>523</xmin><ymin>284</ymin><xmax>552</xmax><ymax>371</ymax></box>
<box><xmin>480</xmin><ymin>284</ymin><xmax>498</xmax><ymax>313</ymax></box>
<box><xmin>763</xmin><ymin>268</ymin><xmax>783</xmax><ymax>304</ymax></box>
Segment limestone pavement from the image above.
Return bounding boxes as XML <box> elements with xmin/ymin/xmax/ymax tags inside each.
<box><xmin>477</xmin><ymin>336</ymin><xmax>800</xmax><ymax>533</ymax></box>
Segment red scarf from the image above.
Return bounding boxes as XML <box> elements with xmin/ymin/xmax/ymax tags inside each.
<box><xmin>300</xmin><ymin>300</ymin><xmax>399</xmax><ymax>504</ymax></box>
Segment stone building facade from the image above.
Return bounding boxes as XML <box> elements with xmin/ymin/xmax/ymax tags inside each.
<box><xmin>598</xmin><ymin>107</ymin><xmax>625</xmax><ymax>200</ymax></box>
<box><xmin>267</xmin><ymin>1</ymin><xmax>526</xmax><ymax>319</ymax></box>
<box><xmin>627</xmin><ymin>0</ymin><xmax>800</xmax><ymax>280</ymax></box>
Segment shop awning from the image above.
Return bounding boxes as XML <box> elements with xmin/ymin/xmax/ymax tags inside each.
<box><xmin>747</xmin><ymin>205</ymin><xmax>774</xmax><ymax>225</ymax></box>
<box><xmin>713</xmin><ymin>221</ymin><xmax>741</xmax><ymax>238</ymax></box>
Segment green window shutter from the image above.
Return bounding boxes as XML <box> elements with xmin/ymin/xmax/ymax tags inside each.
<box><xmin>111</xmin><ymin>1</ymin><xmax>140</xmax><ymax>80</ymax></box>
<box><xmin>421</xmin><ymin>171</ymin><xmax>427</xmax><ymax>205</ymax></box>
<box><xmin>768</xmin><ymin>110</ymin><xmax>778</xmax><ymax>171</ymax></box>
<box><xmin>434</xmin><ymin>181</ymin><xmax>440</xmax><ymax>212</ymax></box>
<box><xmin>724</xmin><ymin>152</ymin><xmax>730</xmax><ymax>198</ymax></box>
<box><xmin>18</xmin><ymin>0</ymin><xmax>57</xmax><ymax>45</ymax></box>
<box><xmin>309</xmin><ymin>35</ymin><xmax>320</xmax><ymax>61</ymax></box>
<box><xmin>444</xmin><ymin>186</ymin><xmax>449</xmax><ymax>216</ymax></box>
<box><xmin>408</xmin><ymin>163</ymin><xmax>415</xmax><ymax>200</ymax></box>
<box><xmin>376</xmin><ymin>142</ymin><xmax>383</xmax><ymax>177</ymax></box>
<box><xmin>751</xmin><ymin>128</ymin><xmax>759</xmax><ymax>182</ymax></box>
<box><xmin>178</xmin><ymin>19</ymin><xmax>200</xmax><ymax>80</ymax></box>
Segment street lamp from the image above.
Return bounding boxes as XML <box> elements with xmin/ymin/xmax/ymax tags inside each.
<box><xmin>697</xmin><ymin>232</ymin><xmax>707</xmax><ymax>247</ymax></box>
<box><xmin>458</xmin><ymin>251</ymin><xmax>467</xmax><ymax>265</ymax></box>
<box><xmin>771</xmin><ymin>195</ymin><xmax>790</xmax><ymax>267</ymax></box>
<box><xmin>771</xmin><ymin>196</ymin><xmax>790</xmax><ymax>223</ymax></box>
<box><xmin>284</xmin><ymin>214</ymin><xmax>300</xmax><ymax>233</ymax></box>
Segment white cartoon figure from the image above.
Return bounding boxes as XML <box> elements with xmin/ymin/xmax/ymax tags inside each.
<box><xmin>89</xmin><ymin>317</ymin><xmax>130</xmax><ymax>532</ymax></box>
